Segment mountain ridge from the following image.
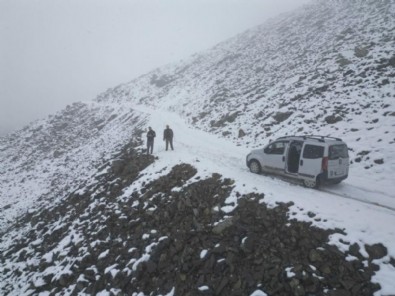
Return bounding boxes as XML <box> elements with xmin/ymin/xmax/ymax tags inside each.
<box><xmin>1</xmin><ymin>0</ymin><xmax>395</xmax><ymax>294</ymax></box>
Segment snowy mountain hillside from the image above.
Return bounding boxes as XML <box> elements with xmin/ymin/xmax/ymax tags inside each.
<box><xmin>97</xmin><ymin>0</ymin><xmax>395</xmax><ymax>191</ymax></box>
<box><xmin>1</xmin><ymin>0</ymin><xmax>395</xmax><ymax>295</ymax></box>
<box><xmin>0</xmin><ymin>101</ymin><xmax>147</xmax><ymax>231</ymax></box>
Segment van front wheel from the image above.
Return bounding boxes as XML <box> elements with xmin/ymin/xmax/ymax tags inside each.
<box><xmin>249</xmin><ymin>160</ymin><xmax>261</xmax><ymax>174</ymax></box>
<box><xmin>303</xmin><ymin>177</ymin><xmax>320</xmax><ymax>189</ymax></box>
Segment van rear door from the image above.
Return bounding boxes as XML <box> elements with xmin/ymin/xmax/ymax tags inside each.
<box><xmin>327</xmin><ymin>144</ymin><xmax>349</xmax><ymax>179</ymax></box>
<box><xmin>298</xmin><ymin>144</ymin><xmax>325</xmax><ymax>179</ymax></box>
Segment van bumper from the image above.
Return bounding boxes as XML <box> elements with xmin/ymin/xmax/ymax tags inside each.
<box><xmin>321</xmin><ymin>173</ymin><xmax>348</xmax><ymax>184</ymax></box>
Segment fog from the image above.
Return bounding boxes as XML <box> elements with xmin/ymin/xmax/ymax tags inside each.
<box><xmin>0</xmin><ymin>0</ymin><xmax>311</xmax><ymax>136</ymax></box>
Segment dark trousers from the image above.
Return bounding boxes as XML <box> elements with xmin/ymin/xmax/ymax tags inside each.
<box><xmin>147</xmin><ymin>140</ymin><xmax>154</xmax><ymax>154</ymax></box>
<box><xmin>165</xmin><ymin>138</ymin><xmax>173</xmax><ymax>150</ymax></box>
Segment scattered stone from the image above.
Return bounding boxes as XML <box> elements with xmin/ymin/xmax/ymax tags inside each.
<box><xmin>273</xmin><ymin>112</ymin><xmax>293</xmax><ymax>123</ymax></box>
<box><xmin>354</xmin><ymin>46</ymin><xmax>369</xmax><ymax>58</ymax></box>
<box><xmin>374</xmin><ymin>159</ymin><xmax>384</xmax><ymax>165</ymax></box>
<box><xmin>212</xmin><ymin>218</ymin><xmax>234</xmax><ymax>235</ymax></box>
<box><xmin>325</xmin><ymin>115</ymin><xmax>343</xmax><ymax>124</ymax></box>
<box><xmin>365</xmin><ymin>243</ymin><xmax>388</xmax><ymax>260</ymax></box>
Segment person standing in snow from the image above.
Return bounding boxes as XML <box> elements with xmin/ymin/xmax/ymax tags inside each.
<box><xmin>163</xmin><ymin>125</ymin><xmax>174</xmax><ymax>151</ymax></box>
<box><xmin>146</xmin><ymin>127</ymin><xmax>156</xmax><ymax>154</ymax></box>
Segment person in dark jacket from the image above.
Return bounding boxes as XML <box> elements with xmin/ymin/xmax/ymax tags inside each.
<box><xmin>163</xmin><ymin>125</ymin><xmax>174</xmax><ymax>151</ymax></box>
<box><xmin>146</xmin><ymin>127</ymin><xmax>156</xmax><ymax>154</ymax></box>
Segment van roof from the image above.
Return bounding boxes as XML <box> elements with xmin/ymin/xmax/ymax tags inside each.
<box><xmin>276</xmin><ymin>135</ymin><xmax>345</xmax><ymax>144</ymax></box>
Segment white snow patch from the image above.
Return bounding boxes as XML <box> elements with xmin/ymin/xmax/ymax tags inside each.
<box><xmin>198</xmin><ymin>286</ymin><xmax>210</xmax><ymax>291</ymax></box>
<box><xmin>250</xmin><ymin>290</ymin><xmax>268</xmax><ymax>296</ymax></box>
<box><xmin>200</xmin><ymin>249</ymin><xmax>208</xmax><ymax>259</ymax></box>
<box><xmin>98</xmin><ymin>249</ymin><xmax>110</xmax><ymax>260</ymax></box>
<box><xmin>285</xmin><ymin>267</ymin><xmax>296</xmax><ymax>278</ymax></box>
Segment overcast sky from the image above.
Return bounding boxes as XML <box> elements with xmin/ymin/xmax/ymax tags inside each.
<box><xmin>0</xmin><ymin>0</ymin><xmax>311</xmax><ymax>135</ymax></box>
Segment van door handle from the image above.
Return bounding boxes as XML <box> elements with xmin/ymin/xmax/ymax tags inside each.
<box><xmin>282</xmin><ymin>156</ymin><xmax>285</xmax><ymax>162</ymax></box>
<box><xmin>300</xmin><ymin>160</ymin><xmax>303</xmax><ymax>166</ymax></box>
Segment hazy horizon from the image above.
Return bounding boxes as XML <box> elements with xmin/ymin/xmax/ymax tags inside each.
<box><xmin>0</xmin><ymin>0</ymin><xmax>311</xmax><ymax>136</ymax></box>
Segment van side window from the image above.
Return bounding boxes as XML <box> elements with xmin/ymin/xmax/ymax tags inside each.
<box><xmin>329</xmin><ymin>144</ymin><xmax>349</xmax><ymax>159</ymax></box>
<box><xmin>303</xmin><ymin>145</ymin><xmax>324</xmax><ymax>159</ymax></box>
<box><xmin>265</xmin><ymin>141</ymin><xmax>287</xmax><ymax>155</ymax></box>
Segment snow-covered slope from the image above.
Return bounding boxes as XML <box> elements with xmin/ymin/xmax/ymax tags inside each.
<box><xmin>0</xmin><ymin>101</ymin><xmax>147</xmax><ymax>230</ymax></box>
<box><xmin>1</xmin><ymin>0</ymin><xmax>395</xmax><ymax>295</ymax></box>
<box><xmin>97</xmin><ymin>0</ymin><xmax>395</xmax><ymax>192</ymax></box>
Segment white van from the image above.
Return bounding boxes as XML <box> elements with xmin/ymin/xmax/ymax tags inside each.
<box><xmin>246</xmin><ymin>135</ymin><xmax>349</xmax><ymax>188</ymax></box>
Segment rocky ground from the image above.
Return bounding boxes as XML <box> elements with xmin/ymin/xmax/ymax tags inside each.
<box><xmin>0</xmin><ymin>144</ymin><xmax>392</xmax><ymax>296</ymax></box>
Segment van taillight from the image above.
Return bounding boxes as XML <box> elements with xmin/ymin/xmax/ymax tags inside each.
<box><xmin>322</xmin><ymin>157</ymin><xmax>328</xmax><ymax>171</ymax></box>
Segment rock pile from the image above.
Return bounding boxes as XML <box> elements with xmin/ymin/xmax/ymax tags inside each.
<box><xmin>0</xmin><ymin>147</ymin><xmax>393</xmax><ymax>296</ymax></box>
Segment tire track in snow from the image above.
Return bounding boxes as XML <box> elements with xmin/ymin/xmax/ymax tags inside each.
<box><xmin>321</xmin><ymin>188</ymin><xmax>395</xmax><ymax>213</ymax></box>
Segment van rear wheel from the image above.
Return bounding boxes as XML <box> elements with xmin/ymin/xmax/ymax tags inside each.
<box><xmin>249</xmin><ymin>160</ymin><xmax>261</xmax><ymax>174</ymax></box>
<box><xmin>303</xmin><ymin>177</ymin><xmax>320</xmax><ymax>189</ymax></box>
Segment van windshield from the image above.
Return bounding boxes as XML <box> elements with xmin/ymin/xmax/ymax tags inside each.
<box><xmin>329</xmin><ymin>144</ymin><xmax>349</xmax><ymax>160</ymax></box>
